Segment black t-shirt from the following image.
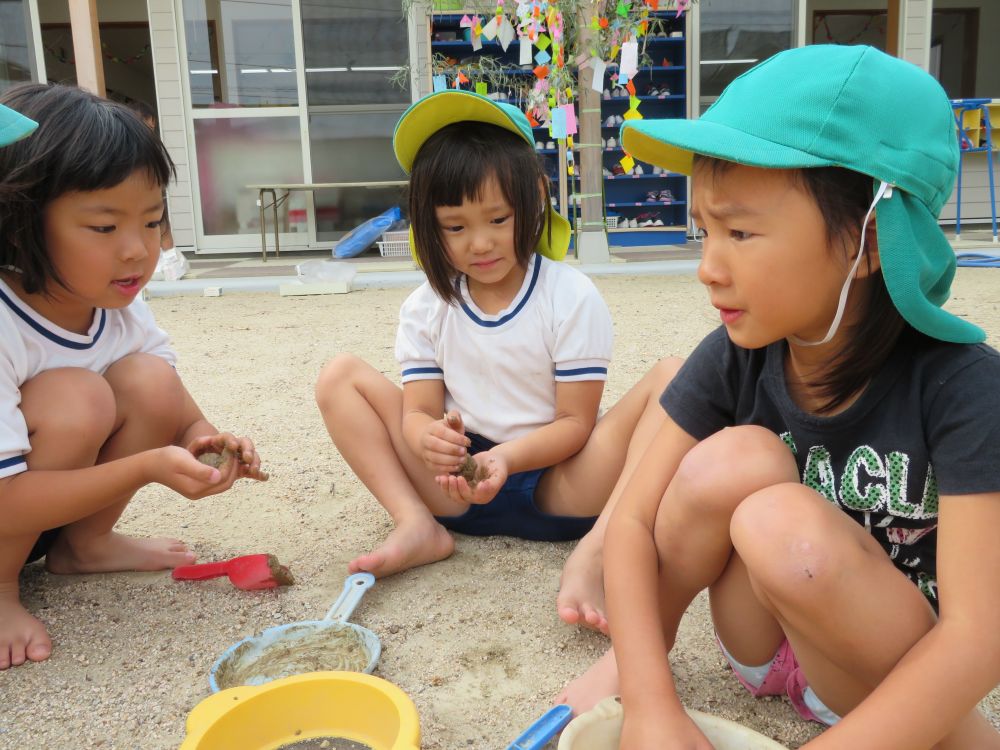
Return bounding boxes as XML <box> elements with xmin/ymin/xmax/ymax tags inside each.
<box><xmin>662</xmin><ymin>326</ymin><xmax>1000</xmax><ymax>609</ymax></box>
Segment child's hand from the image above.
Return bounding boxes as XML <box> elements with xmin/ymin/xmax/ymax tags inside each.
<box><xmin>149</xmin><ymin>445</ymin><xmax>239</xmax><ymax>499</ymax></box>
<box><xmin>436</xmin><ymin>450</ymin><xmax>508</xmax><ymax>505</ymax></box>
<box><xmin>188</xmin><ymin>433</ymin><xmax>269</xmax><ymax>482</ymax></box>
<box><xmin>619</xmin><ymin>708</ymin><xmax>714</xmax><ymax>750</ymax></box>
<box><xmin>420</xmin><ymin>410</ymin><xmax>472</xmax><ymax>474</ymax></box>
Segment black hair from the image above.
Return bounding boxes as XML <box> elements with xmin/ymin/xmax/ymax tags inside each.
<box><xmin>407</xmin><ymin>121</ymin><xmax>550</xmax><ymax>304</ymax></box>
<box><xmin>127</xmin><ymin>98</ymin><xmax>158</xmax><ymax>128</ymax></box>
<box><xmin>693</xmin><ymin>156</ymin><xmax>907</xmax><ymax>414</ymax></box>
<box><xmin>0</xmin><ymin>83</ymin><xmax>175</xmax><ymax>294</ymax></box>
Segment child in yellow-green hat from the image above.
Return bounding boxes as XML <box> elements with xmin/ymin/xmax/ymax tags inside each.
<box><xmin>316</xmin><ymin>92</ymin><xmax>678</xmax><ymax>629</ymax></box>
<box><xmin>560</xmin><ymin>45</ymin><xmax>1000</xmax><ymax>750</ymax></box>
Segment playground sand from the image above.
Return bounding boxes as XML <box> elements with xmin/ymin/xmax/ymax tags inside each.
<box><xmin>2</xmin><ymin>270</ymin><xmax>998</xmax><ymax>749</ymax></box>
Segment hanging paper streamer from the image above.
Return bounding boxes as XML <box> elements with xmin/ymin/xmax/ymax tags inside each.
<box><xmin>433</xmin><ymin>74</ymin><xmax>448</xmax><ymax>92</ymax></box>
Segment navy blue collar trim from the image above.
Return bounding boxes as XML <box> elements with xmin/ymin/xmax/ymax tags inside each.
<box><xmin>0</xmin><ymin>287</ymin><xmax>107</xmax><ymax>350</ymax></box>
<box><xmin>460</xmin><ymin>254</ymin><xmax>541</xmax><ymax>328</ymax></box>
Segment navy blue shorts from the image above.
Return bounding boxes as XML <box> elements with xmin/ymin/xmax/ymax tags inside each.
<box><xmin>434</xmin><ymin>433</ymin><xmax>597</xmax><ymax>542</ymax></box>
<box><xmin>26</xmin><ymin>527</ymin><xmax>62</xmax><ymax>565</ymax></box>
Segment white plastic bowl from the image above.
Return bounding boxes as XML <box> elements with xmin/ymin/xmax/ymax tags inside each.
<box><xmin>558</xmin><ymin>696</ymin><xmax>789</xmax><ymax>750</ymax></box>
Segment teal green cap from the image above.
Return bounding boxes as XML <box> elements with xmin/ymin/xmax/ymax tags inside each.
<box><xmin>621</xmin><ymin>45</ymin><xmax>984</xmax><ymax>344</ymax></box>
<box><xmin>393</xmin><ymin>90</ymin><xmax>569</xmax><ymax>262</ymax></box>
<box><xmin>0</xmin><ymin>101</ymin><xmax>37</xmax><ymax>147</ymax></box>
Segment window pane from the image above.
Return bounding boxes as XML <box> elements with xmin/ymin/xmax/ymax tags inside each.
<box><xmin>183</xmin><ymin>0</ymin><xmax>296</xmax><ymax>108</ymax></box>
<box><xmin>699</xmin><ymin>0</ymin><xmax>793</xmax><ymax>111</ymax></box>
<box><xmin>1</xmin><ymin>0</ymin><xmax>35</xmax><ymax>90</ymax></box>
<box><xmin>193</xmin><ymin>116</ymin><xmax>304</xmax><ymax>236</ymax></box>
<box><xmin>302</xmin><ymin>0</ymin><xmax>409</xmax><ymax>105</ymax></box>
<box><xmin>309</xmin><ymin>110</ymin><xmax>406</xmax><ymax>240</ymax></box>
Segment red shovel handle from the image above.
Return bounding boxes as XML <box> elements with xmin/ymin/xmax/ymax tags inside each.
<box><xmin>172</xmin><ymin>560</ymin><xmax>230</xmax><ymax>580</ymax></box>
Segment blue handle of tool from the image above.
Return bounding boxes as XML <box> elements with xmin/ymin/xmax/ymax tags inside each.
<box><xmin>324</xmin><ymin>572</ymin><xmax>375</xmax><ymax>623</ymax></box>
<box><xmin>506</xmin><ymin>704</ymin><xmax>573</xmax><ymax>750</ymax></box>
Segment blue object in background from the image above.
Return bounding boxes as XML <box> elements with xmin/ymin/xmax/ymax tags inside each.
<box><xmin>335</xmin><ymin>205</ymin><xmax>403</xmax><ymax>258</ymax></box>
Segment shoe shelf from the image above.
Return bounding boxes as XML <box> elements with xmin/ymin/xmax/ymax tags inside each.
<box><xmin>601</xmin><ymin>10</ymin><xmax>688</xmax><ymax>247</ymax></box>
<box><xmin>429</xmin><ymin>8</ymin><xmax>691</xmax><ymax>250</ymax></box>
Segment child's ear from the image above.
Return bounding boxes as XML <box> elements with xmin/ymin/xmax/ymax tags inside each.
<box><xmin>857</xmin><ymin>215</ymin><xmax>882</xmax><ymax>278</ymax></box>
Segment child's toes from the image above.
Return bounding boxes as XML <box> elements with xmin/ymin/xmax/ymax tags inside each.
<box><xmin>25</xmin><ymin>637</ymin><xmax>52</xmax><ymax>663</ymax></box>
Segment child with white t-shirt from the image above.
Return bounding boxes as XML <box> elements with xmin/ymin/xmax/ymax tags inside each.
<box><xmin>0</xmin><ymin>84</ymin><xmax>267</xmax><ymax>670</ymax></box>
<box><xmin>316</xmin><ymin>92</ymin><xmax>676</xmax><ymax>628</ymax></box>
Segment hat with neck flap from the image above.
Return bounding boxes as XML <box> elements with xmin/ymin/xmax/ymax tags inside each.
<box><xmin>393</xmin><ymin>90</ymin><xmax>570</xmax><ymax>263</ymax></box>
<box><xmin>0</xmin><ymin>101</ymin><xmax>37</xmax><ymax>147</ymax></box>
<box><xmin>621</xmin><ymin>44</ymin><xmax>983</xmax><ymax>344</ymax></box>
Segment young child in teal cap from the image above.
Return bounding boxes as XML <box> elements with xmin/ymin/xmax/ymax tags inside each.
<box><xmin>559</xmin><ymin>45</ymin><xmax>1000</xmax><ymax>749</ymax></box>
<box><xmin>316</xmin><ymin>91</ymin><xmax>677</xmax><ymax>621</ymax></box>
<box><xmin>0</xmin><ymin>85</ymin><xmax>267</xmax><ymax>671</ymax></box>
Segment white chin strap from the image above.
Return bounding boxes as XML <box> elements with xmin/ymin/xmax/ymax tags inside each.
<box><xmin>790</xmin><ymin>180</ymin><xmax>893</xmax><ymax>347</ymax></box>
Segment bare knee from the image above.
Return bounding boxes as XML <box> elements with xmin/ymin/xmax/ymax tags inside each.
<box><xmin>315</xmin><ymin>353</ymin><xmax>367</xmax><ymax>410</ymax></box>
<box><xmin>22</xmin><ymin>369</ymin><xmax>116</xmax><ymax>457</ymax></box>
<box><xmin>104</xmin><ymin>353</ymin><xmax>185</xmax><ymax>425</ymax></box>
<box><xmin>670</xmin><ymin>426</ymin><xmax>797</xmax><ymax>519</ymax></box>
<box><xmin>646</xmin><ymin>356</ymin><xmax>684</xmax><ymax>389</ymax></box>
<box><xmin>731</xmin><ymin>487</ymin><xmax>851</xmax><ymax>606</ymax></box>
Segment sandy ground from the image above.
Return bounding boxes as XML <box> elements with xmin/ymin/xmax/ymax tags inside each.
<box><xmin>2</xmin><ymin>269</ymin><xmax>999</xmax><ymax>750</ymax></box>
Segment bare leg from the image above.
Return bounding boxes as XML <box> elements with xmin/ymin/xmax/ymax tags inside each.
<box><xmin>44</xmin><ymin>355</ymin><xmax>196</xmax><ymax>575</ymax></box>
<box><xmin>557</xmin><ymin>425</ymin><xmax>795</xmax><ymax>704</ymax></box>
<box><xmin>544</xmin><ymin>358</ymin><xmax>681</xmax><ymax>632</ymax></box>
<box><xmin>733</xmin><ymin>486</ymin><xmax>1000</xmax><ymax>749</ymax></box>
<box><xmin>316</xmin><ymin>354</ymin><xmax>460</xmax><ymax>577</ymax></box>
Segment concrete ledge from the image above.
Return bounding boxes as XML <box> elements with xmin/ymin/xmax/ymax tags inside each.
<box><xmin>145</xmin><ymin>259</ymin><xmax>700</xmax><ymax>298</ymax></box>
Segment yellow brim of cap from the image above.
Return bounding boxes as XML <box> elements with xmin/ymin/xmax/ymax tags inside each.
<box><xmin>394</xmin><ymin>91</ymin><xmax>529</xmax><ymax>173</ymax></box>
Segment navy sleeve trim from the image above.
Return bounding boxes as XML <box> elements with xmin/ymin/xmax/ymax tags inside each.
<box><xmin>0</xmin><ymin>455</ymin><xmax>27</xmax><ymax>471</ymax></box>
<box><xmin>555</xmin><ymin>366</ymin><xmax>608</xmax><ymax>376</ymax></box>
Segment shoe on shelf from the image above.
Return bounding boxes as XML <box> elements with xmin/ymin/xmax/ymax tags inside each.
<box><xmin>615</xmin><ymin>114</ymin><xmax>625</xmax><ymax>125</ymax></box>
<box><xmin>653</xmin><ymin>217</ymin><xmax>665</xmax><ymax>226</ymax></box>
<box><xmin>606</xmin><ymin>136</ymin><xmax>617</xmax><ymax>149</ymax></box>
<box><xmin>602</xmin><ymin>88</ymin><xmax>611</xmax><ymax>100</ymax></box>
<box><xmin>546</xmin><ymin>141</ymin><xmax>555</xmax><ymax>149</ymax></box>
<box><xmin>611</xmin><ymin>163</ymin><xmax>626</xmax><ymax>177</ymax></box>
<box><xmin>604</xmin><ymin>114</ymin><xmax>617</xmax><ymax>127</ymax></box>
<box><xmin>651</xmin><ymin>165</ymin><xmax>664</xmax><ymax>175</ymax></box>
<box><xmin>628</xmin><ymin>217</ymin><xmax>639</xmax><ymax>228</ymax></box>
<box><xmin>645</xmin><ymin>191</ymin><xmax>659</xmax><ymax>202</ymax></box>
<box><xmin>646</xmin><ymin>87</ymin><xmax>659</xmax><ymax>97</ymax></box>
<box><xmin>639</xmin><ymin>217</ymin><xmax>655</xmax><ymax>228</ymax></box>
<box><xmin>633</xmin><ymin>164</ymin><xmax>644</xmax><ymax>175</ymax></box>
<box><xmin>658</xmin><ymin>189</ymin><xmax>674</xmax><ymax>203</ymax></box>
<box><xmin>535</xmin><ymin>141</ymin><xmax>544</xmax><ymax>149</ymax></box>
<box><xmin>603</xmin><ymin>167</ymin><xmax>612</xmax><ymax>177</ymax></box>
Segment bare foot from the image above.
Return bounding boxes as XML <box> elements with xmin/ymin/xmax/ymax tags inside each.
<box><xmin>555</xmin><ymin>648</ymin><xmax>619</xmax><ymax>715</ymax></box>
<box><xmin>0</xmin><ymin>584</ymin><xmax>53</xmax><ymax>669</ymax></box>
<box><xmin>45</xmin><ymin>531</ymin><xmax>195</xmax><ymax>575</ymax></box>
<box><xmin>557</xmin><ymin>538</ymin><xmax>608</xmax><ymax>634</ymax></box>
<box><xmin>348</xmin><ymin>518</ymin><xmax>454</xmax><ymax>578</ymax></box>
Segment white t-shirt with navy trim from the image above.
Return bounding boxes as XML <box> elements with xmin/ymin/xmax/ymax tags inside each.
<box><xmin>395</xmin><ymin>253</ymin><xmax>613</xmax><ymax>444</ymax></box>
<box><xmin>0</xmin><ymin>277</ymin><xmax>176</xmax><ymax>478</ymax></box>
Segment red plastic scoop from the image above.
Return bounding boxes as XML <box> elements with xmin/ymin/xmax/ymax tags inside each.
<box><xmin>172</xmin><ymin>554</ymin><xmax>294</xmax><ymax>590</ymax></box>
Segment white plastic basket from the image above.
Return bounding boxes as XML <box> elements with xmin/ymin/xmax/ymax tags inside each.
<box><xmin>377</xmin><ymin>230</ymin><xmax>411</xmax><ymax>258</ymax></box>
<box><xmin>604</xmin><ymin>216</ymin><xmax>619</xmax><ymax>229</ymax></box>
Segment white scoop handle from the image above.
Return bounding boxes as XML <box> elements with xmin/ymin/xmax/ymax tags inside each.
<box><xmin>324</xmin><ymin>572</ymin><xmax>375</xmax><ymax>623</ymax></box>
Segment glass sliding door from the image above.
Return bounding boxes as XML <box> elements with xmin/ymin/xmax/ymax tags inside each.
<box><xmin>0</xmin><ymin>0</ymin><xmax>38</xmax><ymax>91</ymax></box>
<box><xmin>699</xmin><ymin>0</ymin><xmax>793</xmax><ymax>113</ymax></box>
<box><xmin>302</xmin><ymin>0</ymin><xmax>408</xmax><ymax>244</ymax></box>
<box><xmin>181</xmin><ymin>0</ymin><xmax>304</xmax><ymax>248</ymax></box>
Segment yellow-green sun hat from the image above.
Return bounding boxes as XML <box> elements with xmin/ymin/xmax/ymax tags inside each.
<box><xmin>621</xmin><ymin>45</ymin><xmax>983</xmax><ymax>345</ymax></box>
<box><xmin>393</xmin><ymin>90</ymin><xmax>569</xmax><ymax>261</ymax></box>
<box><xmin>0</xmin><ymin>101</ymin><xmax>37</xmax><ymax>147</ymax></box>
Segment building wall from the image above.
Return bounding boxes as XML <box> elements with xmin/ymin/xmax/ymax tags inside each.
<box><xmin>147</xmin><ymin>0</ymin><xmax>195</xmax><ymax>250</ymax></box>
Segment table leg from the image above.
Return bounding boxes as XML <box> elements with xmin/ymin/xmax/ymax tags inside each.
<box><xmin>272</xmin><ymin>189</ymin><xmax>281</xmax><ymax>261</ymax></box>
<box><xmin>259</xmin><ymin>188</ymin><xmax>267</xmax><ymax>261</ymax></box>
